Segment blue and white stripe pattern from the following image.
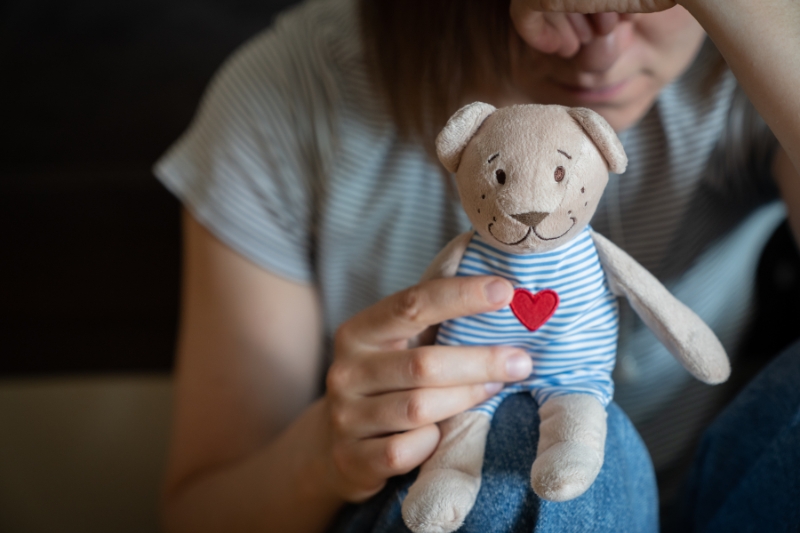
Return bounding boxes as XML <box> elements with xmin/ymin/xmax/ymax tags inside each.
<box><xmin>436</xmin><ymin>228</ymin><xmax>619</xmax><ymax>415</ymax></box>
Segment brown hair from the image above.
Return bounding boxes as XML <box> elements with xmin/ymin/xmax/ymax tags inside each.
<box><xmin>358</xmin><ymin>0</ymin><xmax>513</xmax><ymax>150</ymax></box>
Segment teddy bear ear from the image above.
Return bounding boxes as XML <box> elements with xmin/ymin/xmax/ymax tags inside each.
<box><xmin>436</xmin><ymin>102</ymin><xmax>497</xmax><ymax>173</ymax></box>
<box><xmin>567</xmin><ymin>107</ymin><xmax>628</xmax><ymax>174</ymax></box>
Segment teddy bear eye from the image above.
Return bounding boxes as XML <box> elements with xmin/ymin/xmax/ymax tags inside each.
<box><xmin>495</xmin><ymin>169</ymin><xmax>506</xmax><ymax>185</ymax></box>
<box><xmin>554</xmin><ymin>166</ymin><xmax>565</xmax><ymax>183</ymax></box>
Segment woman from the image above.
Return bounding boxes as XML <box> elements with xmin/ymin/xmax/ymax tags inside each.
<box><xmin>154</xmin><ymin>0</ymin><xmax>800</xmax><ymax>531</ymax></box>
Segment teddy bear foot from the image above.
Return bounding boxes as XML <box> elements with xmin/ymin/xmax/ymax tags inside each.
<box><xmin>401</xmin><ymin>411</ymin><xmax>491</xmax><ymax>533</ymax></box>
<box><xmin>401</xmin><ymin>467</ymin><xmax>481</xmax><ymax>533</ymax></box>
<box><xmin>529</xmin><ymin>441</ymin><xmax>603</xmax><ymax>502</ymax></box>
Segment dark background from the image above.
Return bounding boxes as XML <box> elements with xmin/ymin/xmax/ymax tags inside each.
<box><xmin>1</xmin><ymin>0</ymin><xmax>798</xmax><ymax>376</ymax></box>
<box><xmin>1</xmin><ymin>0</ymin><xmax>295</xmax><ymax>374</ymax></box>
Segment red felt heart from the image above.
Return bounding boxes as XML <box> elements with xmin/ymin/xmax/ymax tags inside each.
<box><xmin>509</xmin><ymin>288</ymin><xmax>559</xmax><ymax>331</ymax></box>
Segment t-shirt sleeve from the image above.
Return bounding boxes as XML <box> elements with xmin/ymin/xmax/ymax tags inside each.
<box><xmin>154</xmin><ymin>17</ymin><xmax>328</xmax><ymax>284</ymax></box>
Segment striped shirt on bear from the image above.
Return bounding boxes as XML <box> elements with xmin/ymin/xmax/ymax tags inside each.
<box><xmin>437</xmin><ymin>228</ymin><xmax>619</xmax><ymax>415</ymax></box>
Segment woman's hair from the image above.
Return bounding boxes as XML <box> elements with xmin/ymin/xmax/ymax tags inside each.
<box><xmin>359</xmin><ymin>1</ymin><xmax>727</xmax><ymax>153</ymax></box>
<box><xmin>359</xmin><ymin>0</ymin><xmax>513</xmax><ymax>149</ymax></box>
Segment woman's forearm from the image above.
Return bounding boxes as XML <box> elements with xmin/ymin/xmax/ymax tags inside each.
<box><xmin>684</xmin><ymin>0</ymin><xmax>800</xmax><ymax>171</ymax></box>
<box><xmin>162</xmin><ymin>398</ymin><xmax>344</xmax><ymax>533</ymax></box>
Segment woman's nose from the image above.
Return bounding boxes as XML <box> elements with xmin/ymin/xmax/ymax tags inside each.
<box><xmin>573</xmin><ymin>14</ymin><xmax>634</xmax><ymax>73</ymax></box>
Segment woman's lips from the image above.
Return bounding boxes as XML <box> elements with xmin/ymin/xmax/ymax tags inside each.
<box><xmin>551</xmin><ymin>79</ymin><xmax>630</xmax><ymax>104</ymax></box>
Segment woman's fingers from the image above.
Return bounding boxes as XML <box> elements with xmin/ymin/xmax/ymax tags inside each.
<box><xmin>511</xmin><ymin>0</ymin><xmax>676</xmax><ymax>15</ymax></box>
<box><xmin>546</xmin><ymin>12</ymin><xmax>583</xmax><ymax>56</ymax></box>
<box><xmin>330</xmin><ymin>424</ymin><xmax>441</xmax><ymax>502</ymax></box>
<box><xmin>330</xmin><ymin>383</ymin><xmax>505</xmax><ymax>438</ymax></box>
<box><xmin>326</xmin><ymin>277</ymin><xmax>519</xmax><ymax>499</ymax></box>
<box><xmin>329</xmin><ymin>345</ymin><xmax>532</xmax><ymax>396</ymax></box>
<box><xmin>510</xmin><ymin>0</ymin><xmax>675</xmax><ymax>57</ymax></box>
<box><xmin>510</xmin><ymin>3</ymin><xmax>580</xmax><ymax>56</ymax></box>
<box><xmin>568</xmin><ymin>12</ymin><xmax>595</xmax><ymax>44</ymax></box>
<box><xmin>337</xmin><ymin>276</ymin><xmax>513</xmax><ymax>350</ymax></box>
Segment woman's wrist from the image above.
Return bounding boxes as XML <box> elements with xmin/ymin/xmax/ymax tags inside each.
<box><xmin>278</xmin><ymin>397</ymin><xmax>345</xmax><ymax>508</ymax></box>
<box><xmin>242</xmin><ymin>396</ymin><xmax>346</xmax><ymax>533</ymax></box>
<box><xmin>162</xmin><ymin>397</ymin><xmax>346</xmax><ymax>533</ymax></box>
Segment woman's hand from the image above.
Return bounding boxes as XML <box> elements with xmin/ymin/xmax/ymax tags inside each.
<box><xmin>509</xmin><ymin>0</ymin><xmax>675</xmax><ymax>57</ymax></box>
<box><xmin>323</xmin><ymin>276</ymin><xmax>533</xmax><ymax>502</ymax></box>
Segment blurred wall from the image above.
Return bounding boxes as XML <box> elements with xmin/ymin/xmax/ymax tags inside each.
<box><xmin>0</xmin><ymin>376</ymin><xmax>173</xmax><ymax>533</ymax></box>
<box><xmin>0</xmin><ymin>0</ymin><xmax>296</xmax><ymax>375</ymax></box>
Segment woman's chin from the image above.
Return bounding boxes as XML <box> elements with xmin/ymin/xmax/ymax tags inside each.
<box><xmin>512</xmin><ymin>73</ymin><xmax>654</xmax><ymax>130</ymax></box>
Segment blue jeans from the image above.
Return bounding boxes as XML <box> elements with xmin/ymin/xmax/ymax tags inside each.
<box><xmin>676</xmin><ymin>338</ymin><xmax>800</xmax><ymax>532</ymax></box>
<box><xmin>329</xmin><ymin>395</ymin><xmax>658</xmax><ymax>533</ymax></box>
<box><xmin>329</xmin><ymin>340</ymin><xmax>800</xmax><ymax>533</ymax></box>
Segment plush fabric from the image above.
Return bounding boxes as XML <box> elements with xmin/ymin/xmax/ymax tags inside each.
<box><xmin>402</xmin><ymin>412</ymin><xmax>492</xmax><ymax>533</ymax></box>
<box><xmin>440</xmin><ymin>103</ymin><xmax>623</xmax><ymax>255</ymax></box>
<box><xmin>530</xmin><ymin>395</ymin><xmax>607</xmax><ymax>502</ymax></box>
<box><xmin>401</xmin><ymin>103</ymin><xmax>730</xmax><ymax>533</ymax></box>
<box><xmin>591</xmin><ymin>230</ymin><xmax>730</xmax><ymax>384</ymax></box>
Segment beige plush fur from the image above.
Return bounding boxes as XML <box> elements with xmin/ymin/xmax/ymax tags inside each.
<box><xmin>530</xmin><ymin>394</ymin><xmax>607</xmax><ymax>502</ymax></box>
<box><xmin>436</xmin><ymin>103</ymin><xmax>626</xmax><ymax>254</ymax></box>
<box><xmin>420</xmin><ymin>230</ymin><xmax>475</xmax><ymax>282</ymax></box>
<box><xmin>437</xmin><ymin>103</ymin><xmax>497</xmax><ymax>173</ymax></box>
<box><xmin>401</xmin><ymin>102</ymin><xmax>730</xmax><ymax>533</ymax></box>
<box><xmin>566</xmin><ymin>108</ymin><xmax>627</xmax><ymax>174</ymax></box>
<box><xmin>401</xmin><ymin>412</ymin><xmax>492</xmax><ymax>533</ymax></box>
<box><xmin>591</xmin><ymin>231</ymin><xmax>731</xmax><ymax>384</ymax></box>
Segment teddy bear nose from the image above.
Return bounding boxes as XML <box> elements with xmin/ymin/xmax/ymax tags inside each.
<box><xmin>511</xmin><ymin>211</ymin><xmax>549</xmax><ymax>227</ymax></box>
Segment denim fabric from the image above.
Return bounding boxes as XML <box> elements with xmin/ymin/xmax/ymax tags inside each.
<box><xmin>678</xmin><ymin>339</ymin><xmax>800</xmax><ymax>533</ymax></box>
<box><xmin>329</xmin><ymin>394</ymin><xmax>658</xmax><ymax>533</ymax></box>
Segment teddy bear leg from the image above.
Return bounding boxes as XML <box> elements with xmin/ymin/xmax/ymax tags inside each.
<box><xmin>529</xmin><ymin>394</ymin><xmax>607</xmax><ymax>502</ymax></box>
<box><xmin>401</xmin><ymin>410</ymin><xmax>491</xmax><ymax>533</ymax></box>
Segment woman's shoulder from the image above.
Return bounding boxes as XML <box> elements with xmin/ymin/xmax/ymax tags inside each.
<box><xmin>195</xmin><ymin>0</ymin><xmax>392</xmax><ymax>176</ymax></box>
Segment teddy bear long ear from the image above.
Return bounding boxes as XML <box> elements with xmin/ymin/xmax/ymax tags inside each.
<box><xmin>436</xmin><ymin>102</ymin><xmax>497</xmax><ymax>173</ymax></box>
<box><xmin>567</xmin><ymin>107</ymin><xmax>628</xmax><ymax>174</ymax></box>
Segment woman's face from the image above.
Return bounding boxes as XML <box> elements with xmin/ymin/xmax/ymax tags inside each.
<box><xmin>504</xmin><ymin>7</ymin><xmax>706</xmax><ymax>131</ymax></box>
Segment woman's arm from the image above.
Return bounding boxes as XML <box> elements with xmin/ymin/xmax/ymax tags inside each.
<box><xmin>774</xmin><ymin>148</ymin><xmax>800</xmax><ymax>244</ymax></box>
<box><xmin>683</xmin><ymin>0</ymin><xmax>800</xmax><ymax>172</ymax></box>
<box><xmin>162</xmin><ymin>212</ymin><xmax>532</xmax><ymax>533</ymax></box>
<box><xmin>684</xmin><ymin>0</ymin><xmax>800</xmax><ymax>246</ymax></box>
<box><xmin>162</xmin><ymin>211</ymin><xmax>339</xmax><ymax>533</ymax></box>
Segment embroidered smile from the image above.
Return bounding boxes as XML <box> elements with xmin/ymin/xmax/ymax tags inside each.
<box><xmin>533</xmin><ymin>217</ymin><xmax>577</xmax><ymax>241</ymax></box>
<box><xmin>488</xmin><ymin>223</ymin><xmax>531</xmax><ymax>246</ymax></box>
<box><xmin>488</xmin><ymin>216</ymin><xmax>577</xmax><ymax>245</ymax></box>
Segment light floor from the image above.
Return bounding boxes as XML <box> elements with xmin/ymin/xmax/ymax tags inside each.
<box><xmin>0</xmin><ymin>375</ymin><xmax>173</xmax><ymax>533</ymax></box>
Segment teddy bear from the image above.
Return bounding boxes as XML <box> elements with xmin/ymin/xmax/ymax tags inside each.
<box><xmin>400</xmin><ymin>102</ymin><xmax>732</xmax><ymax>533</ymax></box>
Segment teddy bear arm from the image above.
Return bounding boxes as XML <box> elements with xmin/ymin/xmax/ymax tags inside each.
<box><xmin>590</xmin><ymin>230</ymin><xmax>731</xmax><ymax>384</ymax></box>
<box><xmin>420</xmin><ymin>230</ymin><xmax>475</xmax><ymax>282</ymax></box>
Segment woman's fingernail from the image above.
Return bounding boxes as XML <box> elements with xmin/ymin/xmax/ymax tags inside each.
<box><xmin>506</xmin><ymin>352</ymin><xmax>532</xmax><ymax>379</ymax></box>
<box><xmin>485</xmin><ymin>280</ymin><xmax>512</xmax><ymax>304</ymax></box>
<box><xmin>485</xmin><ymin>382</ymin><xmax>504</xmax><ymax>394</ymax></box>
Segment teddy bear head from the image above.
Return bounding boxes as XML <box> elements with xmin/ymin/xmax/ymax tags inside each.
<box><xmin>437</xmin><ymin>102</ymin><xmax>627</xmax><ymax>254</ymax></box>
